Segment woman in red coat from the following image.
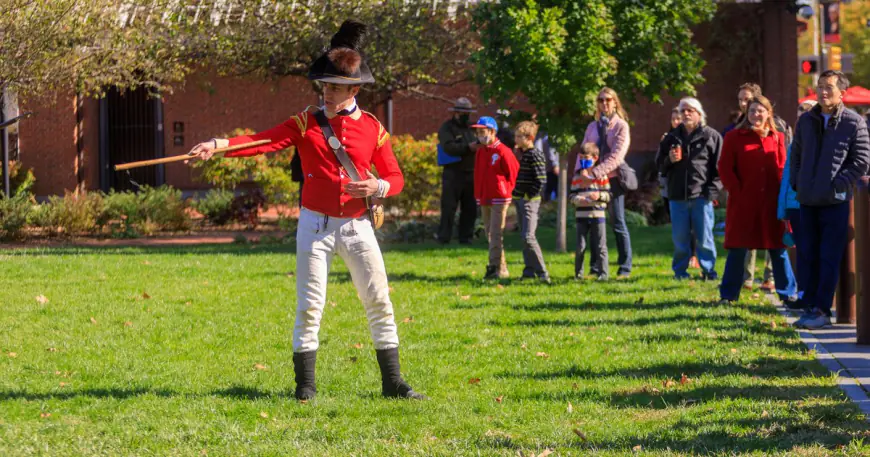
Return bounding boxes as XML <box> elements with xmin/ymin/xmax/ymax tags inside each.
<box><xmin>718</xmin><ymin>95</ymin><xmax>797</xmax><ymax>303</ymax></box>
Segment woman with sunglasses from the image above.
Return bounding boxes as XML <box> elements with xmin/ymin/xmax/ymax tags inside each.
<box><xmin>574</xmin><ymin>88</ymin><xmax>633</xmax><ymax>278</ymax></box>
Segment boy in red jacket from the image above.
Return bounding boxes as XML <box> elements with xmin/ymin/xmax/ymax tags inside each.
<box><xmin>472</xmin><ymin>116</ymin><xmax>520</xmax><ymax>279</ymax></box>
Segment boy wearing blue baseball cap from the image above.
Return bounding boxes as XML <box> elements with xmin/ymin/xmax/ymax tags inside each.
<box><xmin>472</xmin><ymin>116</ymin><xmax>520</xmax><ymax>279</ymax></box>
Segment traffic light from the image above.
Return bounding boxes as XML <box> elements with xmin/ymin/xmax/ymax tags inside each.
<box><xmin>800</xmin><ymin>58</ymin><xmax>818</xmax><ymax>74</ymax></box>
<box><xmin>829</xmin><ymin>46</ymin><xmax>842</xmax><ymax>71</ymax></box>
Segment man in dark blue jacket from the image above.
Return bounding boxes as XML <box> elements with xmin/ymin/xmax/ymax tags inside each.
<box><xmin>791</xmin><ymin>70</ymin><xmax>870</xmax><ymax>329</ymax></box>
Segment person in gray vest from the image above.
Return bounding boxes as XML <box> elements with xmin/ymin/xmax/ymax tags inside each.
<box><xmin>436</xmin><ymin>98</ymin><xmax>479</xmax><ymax>244</ymax></box>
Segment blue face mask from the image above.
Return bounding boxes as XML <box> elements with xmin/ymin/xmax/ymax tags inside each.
<box><xmin>578</xmin><ymin>159</ymin><xmax>594</xmax><ymax>170</ymax></box>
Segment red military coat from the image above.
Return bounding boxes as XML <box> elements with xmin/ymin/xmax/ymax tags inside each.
<box><xmin>224</xmin><ymin>108</ymin><xmax>403</xmax><ymax>218</ymax></box>
<box><xmin>718</xmin><ymin>128</ymin><xmax>787</xmax><ymax>249</ymax></box>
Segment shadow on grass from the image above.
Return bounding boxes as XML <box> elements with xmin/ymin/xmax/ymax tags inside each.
<box><xmin>499</xmin><ymin>355</ymin><xmax>827</xmax><ymax>381</ymax></box>
<box><xmin>0</xmin><ymin>385</ymin><xmax>295</xmax><ymax>402</ymax></box>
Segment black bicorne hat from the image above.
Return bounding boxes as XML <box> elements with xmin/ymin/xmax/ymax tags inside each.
<box><xmin>308</xmin><ymin>20</ymin><xmax>375</xmax><ymax>85</ymax></box>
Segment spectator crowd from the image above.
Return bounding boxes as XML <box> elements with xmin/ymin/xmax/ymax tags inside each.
<box><xmin>437</xmin><ymin>70</ymin><xmax>870</xmax><ymax>331</ymax></box>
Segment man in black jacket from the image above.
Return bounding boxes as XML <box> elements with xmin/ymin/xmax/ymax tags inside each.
<box><xmin>436</xmin><ymin>98</ymin><xmax>479</xmax><ymax>244</ymax></box>
<box><xmin>657</xmin><ymin>97</ymin><xmax>723</xmax><ymax>281</ymax></box>
<box><xmin>791</xmin><ymin>70</ymin><xmax>870</xmax><ymax>329</ymax></box>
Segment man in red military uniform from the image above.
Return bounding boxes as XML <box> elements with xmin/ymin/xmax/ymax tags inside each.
<box><xmin>188</xmin><ymin>20</ymin><xmax>425</xmax><ymax>401</ymax></box>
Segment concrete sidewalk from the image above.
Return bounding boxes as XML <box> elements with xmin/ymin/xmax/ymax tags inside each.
<box><xmin>776</xmin><ymin>300</ymin><xmax>870</xmax><ymax>419</ymax></box>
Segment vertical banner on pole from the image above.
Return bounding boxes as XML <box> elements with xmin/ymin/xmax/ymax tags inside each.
<box><xmin>823</xmin><ymin>1</ymin><xmax>841</xmax><ymax>44</ymax></box>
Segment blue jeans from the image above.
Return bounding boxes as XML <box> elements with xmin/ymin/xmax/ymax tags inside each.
<box><xmin>720</xmin><ymin>248</ymin><xmax>796</xmax><ymax>301</ymax></box>
<box><xmin>608</xmin><ymin>192</ymin><xmax>633</xmax><ymax>275</ymax></box>
<box><xmin>799</xmin><ymin>202</ymin><xmax>851</xmax><ymax>314</ymax></box>
<box><xmin>669</xmin><ymin>198</ymin><xmax>716</xmax><ymax>278</ymax></box>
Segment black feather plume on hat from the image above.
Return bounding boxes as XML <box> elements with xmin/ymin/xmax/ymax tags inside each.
<box><xmin>330</xmin><ymin>20</ymin><xmax>367</xmax><ymax>50</ymax></box>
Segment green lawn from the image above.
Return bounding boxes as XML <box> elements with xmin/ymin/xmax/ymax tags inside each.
<box><xmin>1</xmin><ymin>225</ymin><xmax>867</xmax><ymax>456</ymax></box>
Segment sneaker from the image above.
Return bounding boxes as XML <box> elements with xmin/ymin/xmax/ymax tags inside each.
<box><xmin>483</xmin><ymin>266</ymin><xmax>499</xmax><ymax>280</ymax></box>
<box><xmin>596</xmin><ymin>274</ymin><xmax>609</xmax><ymax>282</ymax></box>
<box><xmin>617</xmin><ymin>272</ymin><xmax>631</xmax><ymax>280</ymax></box>
<box><xmin>760</xmin><ymin>280</ymin><xmax>775</xmax><ymax>292</ymax></box>
<box><xmin>718</xmin><ymin>298</ymin><xmax>735</xmax><ymax>305</ymax></box>
<box><xmin>742</xmin><ymin>281</ymin><xmax>754</xmax><ymax>290</ymax></box>
<box><xmin>539</xmin><ymin>275</ymin><xmax>552</xmax><ymax>285</ymax></box>
<box><xmin>674</xmin><ymin>273</ymin><xmax>691</xmax><ymax>280</ymax></box>
<box><xmin>794</xmin><ymin>308</ymin><xmax>832</xmax><ymax>330</ymax></box>
<box><xmin>575</xmin><ymin>272</ymin><xmax>584</xmax><ymax>281</ymax></box>
<box><xmin>520</xmin><ymin>274</ymin><xmax>537</xmax><ymax>281</ymax></box>
<box><xmin>702</xmin><ymin>271</ymin><xmax>719</xmax><ymax>281</ymax></box>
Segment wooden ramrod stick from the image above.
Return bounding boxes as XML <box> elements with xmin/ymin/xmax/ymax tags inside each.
<box><xmin>113</xmin><ymin>139</ymin><xmax>271</xmax><ymax>171</ymax></box>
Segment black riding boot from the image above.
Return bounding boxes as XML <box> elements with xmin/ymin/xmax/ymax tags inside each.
<box><xmin>293</xmin><ymin>351</ymin><xmax>317</xmax><ymax>400</ymax></box>
<box><xmin>375</xmin><ymin>347</ymin><xmax>427</xmax><ymax>400</ymax></box>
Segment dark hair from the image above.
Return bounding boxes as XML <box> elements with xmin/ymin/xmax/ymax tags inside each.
<box><xmin>738</xmin><ymin>83</ymin><xmax>762</xmax><ymax>97</ymax></box>
<box><xmin>729</xmin><ymin>110</ymin><xmax>742</xmax><ymax>124</ymax></box>
<box><xmin>819</xmin><ymin>70</ymin><xmax>850</xmax><ymax>91</ymax></box>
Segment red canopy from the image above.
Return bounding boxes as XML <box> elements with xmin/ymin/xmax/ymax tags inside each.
<box><xmin>799</xmin><ymin>86</ymin><xmax>870</xmax><ymax>105</ymax></box>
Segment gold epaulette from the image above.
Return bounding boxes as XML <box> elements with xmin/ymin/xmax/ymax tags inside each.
<box><xmin>291</xmin><ymin>106</ymin><xmax>318</xmax><ymax>135</ymax></box>
<box><xmin>361</xmin><ymin>110</ymin><xmax>390</xmax><ymax>148</ymax></box>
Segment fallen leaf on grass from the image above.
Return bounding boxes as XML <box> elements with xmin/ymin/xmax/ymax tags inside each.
<box><xmin>495</xmin><ymin>395</ymin><xmax>503</xmax><ymax>403</ymax></box>
<box><xmin>680</xmin><ymin>373</ymin><xmax>692</xmax><ymax>385</ymax></box>
<box><xmin>402</xmin><ymin>316</ymin><xmax>414</xmax><ymax>323</ymax></box>
<box><xmin>460</xmin><ymin>295</ymin><xmax>471</xmax><ymax>300</ymax></box>
<box><xmin>142</xmin><ymin>261</ymin><xmax>151</xmax><ymax>265</ymax></box>
<box><xmin>185</xmin><ymin>301</ymin><xmax>192</xmax><ymax>305</ymax></box>
<box><xmin>572</xmin><ymin>429</ymin><xmax>587</xmax><ymax>441</ymax></box>
<box><xmin>696</xmin><ymin>327</ymin><xmax>701</xmax><ymax>333</ymax></box>
<box><xmin>468</xmin><ymin>378</ymin><xmax>481</xmax><ymax>385</ymax></box>
<box><xmin>46</xmin><ymin>348</ymin><xmax>57</xmax><ymax>352</ymax></box>
<box><xmin>253</xmin><ymin>364</ymin><xmax>268</xmax><ymax>371</ymax></box>
<box><xmin>286</xmin><ymin>272</ymin><xmax>294</xmax><ymax>278</ymax></box>
<box><xmin>521</xmin><ymin>343</ymin><xmax>528</xmax><ymax>350</ymax></box>
<box><xmin>496</xmin><ymin>284</ymin><xmax>504</xmax><ymax>290</ymax></box>
<box><xmin>90</xmin><ymin>317</ymin><xmax>98</xmax><ymax>325</ymax></box>
<box><xmin>299</xmin><ymin>399</ymin><xmax>309</xmax><ymax>404</ymax></box>
<box><xmin>752</xmin><ymin>293</ymin><xmax>760</xmax><ymax>299</ymax></box>
<box><xmin>7</xmin><ymin>352</ymin><xmax>17</xmax><ymax>358</ymax></box>
<box><xmin>124</xmin><ymin>321</ymin><xmax>133</xmax><ymax>327</ymax></box>
<box><xmin>632</xmin><ymin>445</ymin><xmax>643</xmax><ymax>452</ymax></box>
<box><xmin>59</xmin><ymin>382</ymin><xmax>69</xmax><ymax>387</ymax></box>
<box><xmin>54</xmin><ymin>371</ymin><xmax>61</xmax><ymax>375</ymax></box>
<box><xmin>35</xmin><ymin>295</ymin><xmax>49</xmax><ymax>304</ymax></box>
<box><xmin>142</xmin><ymin>291</ymin><xmax>151</xmax><ymax>299</ymax></box>
<box><xmin>731</xmin><ymin>348</ymin><xmax>738</xmax><ymax>354</ymax></box>
<box><xmin>536</xmin><ymin>450</ymin><xmax>553</xmax><ymax>457</ymax></box>
<box><xmin>40</xmin><ymin>412</ymin><xmax>51</xmax><ymax>418</ymax></box>
<box><xmin>353</xmin><ymin>343</ymin><xmax>364</xmax><ymax>349</ymax></box>
<box><xmin>662</xmin><ymin>379</ymin><xmax>676</xmax><ymax>389</ymax></box>
<box><xmin>572</xmin><ymin>383</ymin><xmax>579</xmax><ymax>390</ymax></box>
<box><xmin>771</xmin><ymin>321</ymin><xmax>777</xmax><ymax>329</ymax></box>
<box><xmin>567</xmin><ymin>402</ymin><xmax>573</xmax><ymax>413</ymax></box>
<box><xmin>259</xmin><ymin>411</ymin><xmax>269</xmax><ymax>418</ymax></box>
<box><xmin>328</xmin><ymin>301</ymin><xmax>337</xmax><ymax>308</ymax></box>
<box><xmin>535</xmin><ymin>352</ymin><xmax>550</xmax><ymax>358</ymax></box>
<box><xmin>605</xmin><ymin>336</ymin><xmax>614</xmax><ymax>341</ymax></box>
<box><xmin>761</xmin><ymin>410</ymin><xmax>769</xmax><ymax>418</ymax></box>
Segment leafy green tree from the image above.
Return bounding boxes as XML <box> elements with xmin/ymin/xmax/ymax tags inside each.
<box><xmin>472</xmin><ymin>0</ymin><xmax>717</xmax><ymax>149</ymax></box>
<box><xmin>0</xmin><ymin>0</ymin><xmax>194</xmax><ymax>100</ymax></box>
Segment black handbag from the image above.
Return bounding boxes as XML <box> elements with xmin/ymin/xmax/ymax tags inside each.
<box><xmin>616</xmin><ymin>162</ymin><xmax>638</xmax><ymax>191</ymax></box>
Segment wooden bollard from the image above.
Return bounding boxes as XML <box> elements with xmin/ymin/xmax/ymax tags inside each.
<box><xmin>856</xmin><ymin>177</ymin><xmax>870</xmax><ymax>344</ymax></box>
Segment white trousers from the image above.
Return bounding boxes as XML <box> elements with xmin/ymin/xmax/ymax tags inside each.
<box><xmin>294</xmin><ymin>207</ymin><xmax>399</xmax><ymax>352</ymax></box>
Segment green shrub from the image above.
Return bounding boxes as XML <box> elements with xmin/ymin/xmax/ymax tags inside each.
<box><xmin>191</xmin><ymin>189</ymin><xmax>235</xmax><ymax>225</ymax></box>
<box><xmin>139</xmin><ymin>186</ymin><xmax>189</xmax><ymax>232</ymax></box>
<box><xmin>624</xmin><ymin>209</ymin><xmax>649</xmax><ymax>227</ymax></box>
<box><xmin>191</xmin><ymin>128</ymin><xmax>299</xmax><ymax>206</ymax></box>
<box><xmin>0</xmin><ymin>193</ymin><xmax>34</xmax><ymax>240</ymax></box>
<box><xmin>6</xmin><ymin>161</ymin><xmax>35</xmax><ymax>197</ymax></box>
<box><xmin>37</xmin><ymin>192</ymin><xmax>103</xmax><ymax>236</ymax></box>
<box><xmin>388</xmin><ymin>134</ymin><xmax>441</xmax><ymax>216</ymax></box>
<box><xmin>101</xmin><ymin>186</ymin><xmax>190</xmax><ymax>237</ymax></box>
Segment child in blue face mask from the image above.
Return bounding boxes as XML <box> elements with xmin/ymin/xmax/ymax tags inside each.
<box><xmin>570</xmin><ymin>142</ymin><xmax>612</xmax><ymax>280</ymax></box>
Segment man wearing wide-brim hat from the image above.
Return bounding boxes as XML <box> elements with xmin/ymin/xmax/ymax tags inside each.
<box><xmin>436</xmin><ymin>97</ymin><xmax>479</xmax><ymax>244</ymax></box>
<box><xmin>187</xmin><ymin>20</ymin><xmax>426</xmax><ymax>401</ymax></box>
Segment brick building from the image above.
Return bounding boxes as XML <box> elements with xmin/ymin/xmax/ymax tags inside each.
<box><xmin>9</xmin><ymin>1</ymin><xmax>797</xmax><ymax>199</ymax></box>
